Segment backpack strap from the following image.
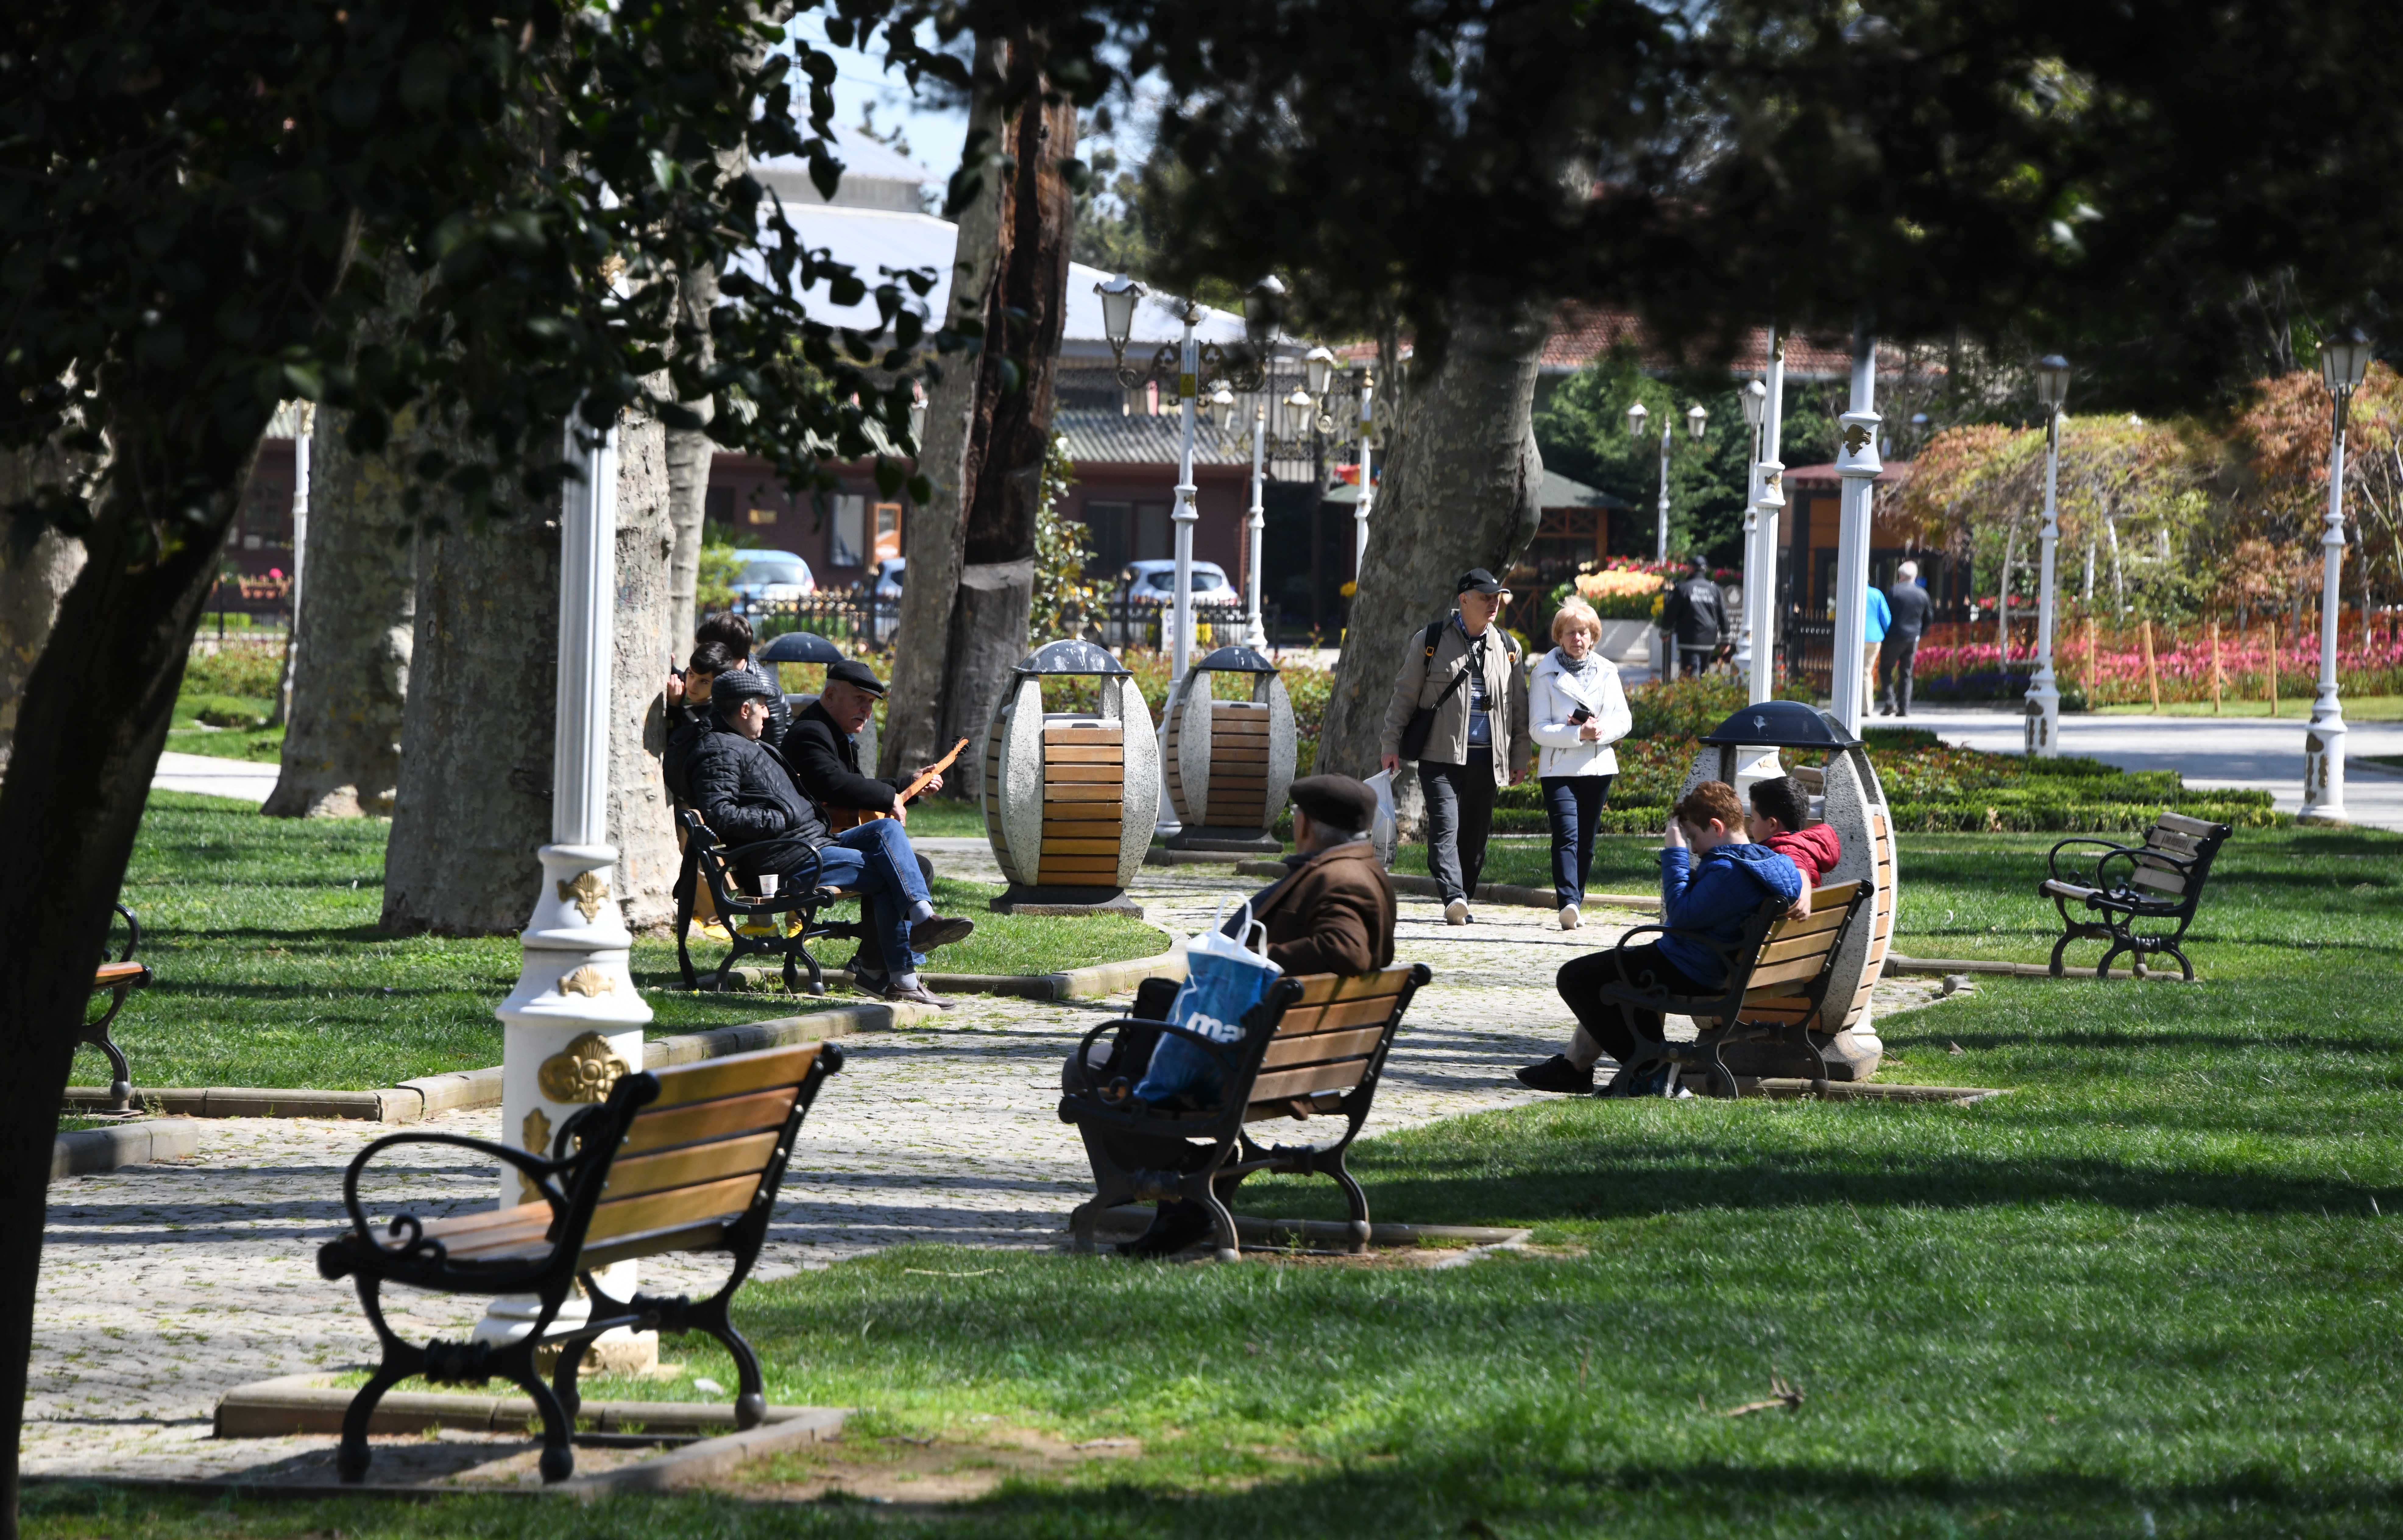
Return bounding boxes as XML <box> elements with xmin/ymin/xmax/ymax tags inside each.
<box><xmin>1423</xmin><ymin>620</ymin><xmax>1445</xmax><ymax>657</ymax></box>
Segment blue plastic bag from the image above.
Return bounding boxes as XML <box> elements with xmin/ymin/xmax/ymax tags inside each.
<box><xmin>1133</xmin><ymin>900</ymin><xmax>1283</xmax><ymax>1107</ymax></box>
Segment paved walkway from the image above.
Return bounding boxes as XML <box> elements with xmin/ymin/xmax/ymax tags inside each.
<box><xmin>152</xmin><ymin>751</ymin><xmax>277</xmax><ymax>804</ymax></box>
<box><xmin>1895</xmin><ymin>705</ymin><xmax>2403</xmax><ymax>830</ymax></box>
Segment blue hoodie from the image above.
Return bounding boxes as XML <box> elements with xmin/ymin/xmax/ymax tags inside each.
<box><xmin>1657</xmin><ymin>842</ymin><xmax>1803</xmax><ymax>986</ymax></box>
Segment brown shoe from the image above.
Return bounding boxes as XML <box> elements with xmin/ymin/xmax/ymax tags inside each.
<box><xmin>909</xmin><ymin>915</ymin><xmax>975</xmax><ymax>952</ymax></box>
<box><xmin>886</xmin><ymin>979</ymin><xmax>956</xmax><ymax>1010</ymax></box>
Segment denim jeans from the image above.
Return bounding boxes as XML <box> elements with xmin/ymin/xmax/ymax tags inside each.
<box><xmin>749</xmin><ymin>818</ymin><xmax>931</xmax><ymax>978</ymax></box>
<box><xmin>1541</xmin><ymin>773</ymin><xmax>1615</xmax><ymax>909</ymax></box>
<box><xmin>1418</xmin><ymin>747</ymin><xmax>1495</xmax><ymax>905</ymax></box>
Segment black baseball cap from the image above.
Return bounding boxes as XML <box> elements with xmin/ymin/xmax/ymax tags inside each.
<box><xmin>1455</xmin><ymin>568</ymin><xmax>1508</xmax><ymax>596</ymax></box>
<box><xmin>826</xmin><ymin>658</ymin><xmax>887</xmax><ymax>698</ymax></box>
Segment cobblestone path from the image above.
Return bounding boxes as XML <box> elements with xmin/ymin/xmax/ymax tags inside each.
<box><xmin>26</xmin><ymin>855</ymin><xmax>1937</xmax><ymax>1481</ymax></box>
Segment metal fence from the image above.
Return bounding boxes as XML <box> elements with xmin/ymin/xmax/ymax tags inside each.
<box><xmin>1781</xmin><ymin>618</ymin><xmax>1834</xmax><ymax>694</ymax></box>
<box><xmin>738</xmin><ymin>591</ymin><xmax>1267</xmax><ymax>656</ymax></box>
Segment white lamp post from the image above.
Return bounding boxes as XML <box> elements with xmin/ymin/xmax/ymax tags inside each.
<box><xmin>1750</xmin><ymin>330</ymin><xmax>1788</xmax><ymax>706</ymax></box>
<box><xmin>1350</xmin><ymin>366</ymin><xmax>1377</xmax><ymax>573</ymax></box>
<box><xmin>2024</xmin><ymin>355</ymin><xmax>2071</xmax><ymax>757</ymax></box>
<box><xmin>475</xmin><ymin>409</ymin><xmax>655</xmax><ymax>1370</ymax></box>
<box><xmin>1828</xmin><ymin>327</ymin><xmax>1882</xmax><ymax>734</ymax></box>
<box><xmin>2302</xmin><ymin>325</ymin><xmax>2373</xmax><ymax>822</ymax></box>
<box><xmin>1734</xmin><ymin>379</ymin><xmax>1767</xmax><ymax>679</ymax></box>
<box><xmin>1244</xmin><ymin>400</ymin><xmax>1268</xmax><ymax>648</ymax></box>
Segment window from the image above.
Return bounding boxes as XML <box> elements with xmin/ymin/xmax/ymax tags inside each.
<box><xmin>1135</xmin><ymin>503</ymin><xmax>1171</xmax><ymax>560</ymax></box>
<box><xmin>872</xmin><ymin>502</ymin><xmax>903</xmax><ymax>563</ymax></box>
<box><xmin>1082</xmin><ymin>501</ymin><xmax>1131</xmax><ymax>578</ymax></box>
<box><xmin>831</xmin><ymin>494</ymin><xmax>866</xmax><ymax>567</ymax></box>
<box><xmin>705</xmin><ymin>486</ymin><xmax>734</xmax><ymax>527</ymax></box>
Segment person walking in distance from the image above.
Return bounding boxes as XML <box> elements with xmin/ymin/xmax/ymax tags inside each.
<box><xmin>1527</xmin><ymin>597</ymin><xmax>1631</xmax><ymax>931</ymax></box>
<box><xmin>1879</xmin><ymin>559</ymin><xmax>1933</xmax><ymax>716</ymax></box>
<box><xmin>1379</xmin><ymin>569</ymin><xmax>1531</xmax><ymax>926</ymax></box>
<box><xmin>1661</xmin><ymin>555</ymin><xmax>1730</xmax><ymax>679</ymax></box>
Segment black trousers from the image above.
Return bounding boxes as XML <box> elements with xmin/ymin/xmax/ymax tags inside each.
<box><xmin>1418</xmin><ymin>747</ymin><xmax>1496</xmax><ymax>906</ymax></box>
<box><xmin>1557</xmin><ymin>942</ymin><xmax>1713</xmax><ymax>1067</ymax></box>
<box><xmin>1541</xmin><ymin>774</ymin><xmax>1614</xmax><ymax>909</ymax></box>
<box><xmin>1878</xmin><ymin>633</ymin><xmax>1922</xmax><ymax>715</ymax></box>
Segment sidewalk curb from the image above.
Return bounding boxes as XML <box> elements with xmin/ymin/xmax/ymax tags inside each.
<box><xmin>214</xmin><ymin>1372</ymin><xmax>844</xmax><ymax>1444</ymax></box>
<box><xmin>1887</xmin><ymin>954</ymin><xmax>2171</xmax><ymax>981</ymax></box>
<box><xmin>1091</xmin><ymin>1206</ymin><xmax>1528</xmax><ymax>1249</ymax></box>
<box><xmin>65</xmin><ymin>1002</ymin><xmax>921</xmax><ymax>1126</ymax></box>
<box><xmin>805</xmin><ymin>949</ymin><xmax>1188</xmax><ymax>1003</ymax></box>
<box><xmin>557</xmin><ymin>1408</ymin><xmax>849</xmax><ymax>1496</ymax></box>
<box><xmin>51</xmin><ymin>1118</ymin><xmax>199</xmax><ymax>1180</ymax></box>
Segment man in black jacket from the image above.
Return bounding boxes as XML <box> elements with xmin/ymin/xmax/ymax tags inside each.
<box><xmin>1879</xmin><ymin>560</ymin><xmax>1934</xmax><ymax>716</ymax></box>
<box><xmin>1661</xmin><ymin>556</ymin><xmax>1729</xmax><ymax>679</ymax></box>
<box><xmin>686</xmin><ymin>668</ymin><xmax>972</xmax><ymax>1008</ymax></box>
<box><xmin>663</xmin><ymin>639</ymin><xmax>740</xmax><ymax>804</ymax></box>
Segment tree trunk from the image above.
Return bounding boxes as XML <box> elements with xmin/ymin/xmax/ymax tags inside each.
<box><xmin>664</xmin><ymin>239</ymin><xmax>728</xmax><ymax>655</ymax></box>
<box><xmin>262</xmin><ymin>407</ymin><xmax>418</xmax><ymax>817</ymax></box>
<box><xmin>1316</xmin><ymin>296</ymin><xmax>1548</xmax><ymax>780</ymax></box>
<box><xmin>879</xmin><ymin>35</ymin><xmax>1011</xmax><ymax>782</ymax></box>
<box><xmin>0</xmin><ymin>441</ymin><xmax>94</xmax><ymax>783</ymax></box>
<box><xmin>937</xmin><ymin>78</ymin><xmax>1076</xmax><ymax>795</ymax></box>
<box><xmin>0</xmin><ymin>395</ymin><xmax>283</xmax><ymax>1528</ymax></box>
<box><xmin>609</xmin><ymin>408</ymin><xmax>679</xmax><ymax>931</ymax></box>
<box><xmin>383</xmin><ymin>407</ymin><xmax>675</xmax><ymax>932</ymax></box>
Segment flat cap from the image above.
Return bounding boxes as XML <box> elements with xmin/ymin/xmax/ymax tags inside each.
<box><xmin>826</xmin><ymin>657</ymin><xmax>887</xmax><ymax>697</ymax></box>
<box><xmin>709</xmin><ymin>665</ymin><xmax>778</xmax><ymax>718</ymax></box>
<box><xmin>1288</xmin><ymin>774</ymin><xmax>1377</xmax><ymax>834</ymax></box>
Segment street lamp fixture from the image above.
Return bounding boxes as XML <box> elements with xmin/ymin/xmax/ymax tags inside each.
<box><xmin>2303</xmin><ymin>325</ymin><xmax>2375</xmax><ymax>822</ymax></box>
<box><xmin>1304</xmin><ymin>345</ymin><xmax>1337</xmax><ymax>400</ymax></box>
<box><xmin>1095</xmin><ymin>274</ymin><xmax>1143</xmax><ymax>358</ymax></box>
<box><xmin>1741</xmin><ymin>379</ymin><xmax>1766</xmax><ymax>430</ymax></box>
<box><xmin>1625</xmin><ymin>400</ymin><xmax>1649</xmax><ymax>440</ymax></box>
<box><xmin>1685</xmin><ymin>401</ymin><xmax>1709</xmax><ymax>441</ymax></box>
<box><xmin>2025</xmin><ymin>354</ymin><xmax>2071</xmax><ymax>757</ymax></box>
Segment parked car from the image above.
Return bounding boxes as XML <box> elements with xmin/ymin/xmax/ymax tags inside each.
<box><xmin>730</xmin><ymin>550</ymin><xmax>816</xmax><ymax>612</ymax></box>
<box><xmin>1115</xmin><ymin>559</ymin><xmax>1239</xmax><ymax>609</ymax></box>
<box><xmin>868</xmin><ymin>557</ymin><xmax>905</xmax><ymax>643</ymax></box>
<box><xmin>870</xmin><ymin>557</ymin><xmax>905</xmax><ymax>600</ymax></box>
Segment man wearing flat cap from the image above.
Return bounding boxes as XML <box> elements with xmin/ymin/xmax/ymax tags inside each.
<box><xmin>686</xmin><ymin>662</ymin><xmax>972</xmax><ymax>1008</ymax></box>
<box><xmin>1378</xmin><ymin>568</ymin><xmax>1531</xmax><ymax>927</ymax></box>
<box><xmin>1233</xmin><ymin>774</ymin><xmax>1396</xmax><ymax>975</ymax></box>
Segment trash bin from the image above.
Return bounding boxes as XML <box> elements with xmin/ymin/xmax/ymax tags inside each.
<box><xmin>982</xmin><ymin>640</ymin><xmax>1159</xmax><ymax>915</ymax></box>
<box><xmin>1162</xmin><ymin>645</ymin><xmax>1295</xmax><ymax>853</ymax></box>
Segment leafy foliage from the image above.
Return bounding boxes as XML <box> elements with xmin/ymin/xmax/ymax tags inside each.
<box><xmin>1534</xmin><ymin>355</ymin><xmax>1761</xmax><ymax>565</ymax></box>
<box><xmin>2235</xmin><ymin>363</ymin><xmax>2403</xmax><ymax>612</ymax></box>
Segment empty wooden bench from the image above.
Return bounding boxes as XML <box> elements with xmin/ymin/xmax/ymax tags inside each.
<box><xmin>1058</xmin><ymin>961</ymin><xmax>1432</xmax><ymax>1260</ymax></box>
<box><xmin>673</xmin><ymin>807</ymin><xmax>862</xmax><ymax>994</ymax></box>
<box><xmin>80</xmin><ymin>903</ymin><xmax>151</xmax><ymax>1109</ymax></box>
<box><xmin>1595</xmin><ymin>880</ymin><xmax>1872</xmax><ymax>1098</ymax></box>
<box><xmin>316</xmin><ymin>1041</ymin><xmax>841</xmax><ymax>1484</ymax></box>
<box><xmin>2040</xmin><ymin>811</ymin><xmax>2232</xmax><ymax>980</ymax></box>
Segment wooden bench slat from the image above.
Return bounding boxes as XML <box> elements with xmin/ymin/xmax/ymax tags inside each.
<box><xmin>1041</xmin><ymin>821</ymin><xmax>1124</xmax><ymax>839</ymax></box>
<box><xmin>92</xmin><ymin>962</ymin><xmax>149</xmax><ymax>987</ymax></box>
<box><xmin>1748</xmin><ymin>953</ymin><xmax>1835</xmax><ymax>990</ymax></box>
<box><xmin>1043</xmin><ymin>784</ymin><xmax>1125</xmax><ymax>802</ymax></box>
<box><xmin>1043</xmin><ymin>765</ymin><xmax>1125</xmax><ymax>784</ymax></box>
<box><xmin>1250</xmin><ymin>1059</ymin><xmax>1370</xmax><ymax>1102</ymax></box>
<box><xmin>2156</xmin><ymin>810</ymin><xmax>2221</xmax><ymax>836</ymax></box>
<box><xmin>621</xmin><ymin>1087</ymin><xmax>798</xmax><ymax>1155</ymax></box>
<box><xmin>585</xmin><ymin>1173</ymin><xmax>761</xmax><ymax>1245</ymax></box>
<box><xmin>646</xmin><ymin>1044</ymin><xmax>824</xmax><ymax>1111</ymax></box>
<box><xmin>1040</xmin><ymin>838</ymin><xmax>1124</xmax><ymax>855</ymax></box>
<box><xmin>419</xmin><ymin>1201</ymin><xmax>552</xmax><ymax>1244</ymax></box>
<box><xmin>582</xmin><ymin>1219</ymin><xmax>733</xmax><ymax>1271</ymax></box>
<box><xmin>2145</xmin><ymin>829</ymin><xmax>2202</xmax><ymax>857</ymax></box>
<box><xmin>1811</xmin><ymin>881</ymin><xmax>1863</xmax><ymax>909</ymax></box>
<box><xmin>1335</xmin><ymin>967</ymin><xmax>1415</xmax><ymax>1001</ymax></box>
<box><xmin>1756</xmin><ymin>929</ymin><xmax>1846</xmax><ymax>966</ymax></box>
<box><xmin>1044</xmin><ymin>725</ymin><xmax>1124</xmax><ymax>744</ymax></box>
<box><xmin>1274</xmin><ymin>994</ymin><xmax>1397</xmax><ymax>1036</ymax></box>
<box><xmin>1765</xmin><ymin>905</ymin><xmax>1849</xmax><ymax>942</ymax></box>
<box><xmin>600</xmin><ymin>1131</ymin><xmax>780</xmax><ymax>1203</ymax></box>
<box><xmin>1261</xmin><ymin>1025</ymin><xmax>1387</xmax><ymax>1069</ymax></box>
<box><xmin>2132</xmin><ymin>867</ymin><xmax>2186</xmax><ymax>895</ymax></box>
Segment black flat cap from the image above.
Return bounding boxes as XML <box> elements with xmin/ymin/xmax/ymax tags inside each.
<box><xmin>1455</xmin><ymin>567</ymin><xmax>1507</xmax><ymax>596</ymax></box>
<box><xmin>1289</xmin><ymin>774</ymin><xmax>1377</xmax><ymax>834</ymax></box>
<box><xmin>826</xmin><ymin>658</ymin><xmax>887</xmax><ymax>697</ymax></box>
<box><xmin>710</xmin><ymin>665</ymin><xmax>777</xmax><ymax>717</ymax></box>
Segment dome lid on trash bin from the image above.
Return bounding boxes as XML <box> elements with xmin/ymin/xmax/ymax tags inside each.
<box><xmin>1698</xmin><ymin>700</ymin><xmax>1863</xmax><ymax>750</ymax></box>
<box><xmin>1193</xmin><ymin>645</ymin><xmax>1278</xmax><ymax>674</ymax></box>
<box><xmin>1014</xmin><ymin>638</ymin><xmax>1130</xmax><ymax>677</ymax></box>
<box><xmin>754</xmin><ymin>630</ymin><xmax>847</xmax><ymax>664</ymax></box>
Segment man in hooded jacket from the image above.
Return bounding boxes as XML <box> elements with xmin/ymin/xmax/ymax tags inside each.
<box><xmin>1515</xmin><ymin>780</ymin><xmax>1801</xmax><ymax>1096</ymax></box>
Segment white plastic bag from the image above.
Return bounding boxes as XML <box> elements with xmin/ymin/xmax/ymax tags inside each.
<box><xmin>1365</xmin><ymin>769</ymin><xmax>1399</xmax><ymax>870</ymax></box>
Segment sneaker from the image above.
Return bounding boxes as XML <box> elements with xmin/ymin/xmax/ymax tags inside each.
<box><xmin>850</xmin><ymin>967</ymin><xmax>893</xmax><ymax>999</ymax></box>
<box><xmin>885</xmin><ymin>979</ymin><xmax>956</xmax><ymax>1010</ymax></box>
<box><xmin>908</xmin><ymin>915</ymin><xmax>975</xmax><ymax>952</ymax></box>
<box><xmin>1514</xmin><ymin>1054</ymin><xmax>1594</xmax><ymax>1095</ymax></box>
<box><xmin>1444</xmin><ymin>898</ymin><xmax>1470</xmax><ymax>926</ymax></box>
<box><xmin>1558</xmin><ymin>903</ymin><xmax>1581</xmax><ymax>931</ymax></box>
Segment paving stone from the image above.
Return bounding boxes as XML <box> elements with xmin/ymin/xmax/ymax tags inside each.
<box><xmin>23</xmin><ymin>861</ymin><xmax>1938</xmax><ymax>1482</ymax></box>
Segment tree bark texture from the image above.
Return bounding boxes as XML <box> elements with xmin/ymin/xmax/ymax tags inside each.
<box><xmin>1317</xmin><ymin>296</ymin><xmax>1550</xmax><ymax>781</ymax></box>
<box><xmin>925</xmin><ymin>54</ymin><xmax>1078</xmax><ymax>796</ymax></box>
<box><xmin>382</xmin><ymin>408</ymin><xmax>676</xmax><ymax>933</ymax></box>
<box><xmin>262</xmin><ymin>406</ymin><xmax>417</xmax><ymax>818</ymax></box>
<box><xmin>664</xmin><ymin>243</ymin><xmax>727</xmax><ymax>656</ymax></box>
<box><xmin>878</xmin><ymin>34</ymin><xmax>1010</xmax><ymax>782</ymax></box>
<box><xmin>0</xmin><ymin>441</ymin><xmax>94</xmax><ymax>783</ymax></box>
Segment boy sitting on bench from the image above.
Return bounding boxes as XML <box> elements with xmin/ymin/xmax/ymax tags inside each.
<box><xmin>1514</xmin><ymin>779</ymin><xmax>1810</xmax><ymax>1097</ymax></box>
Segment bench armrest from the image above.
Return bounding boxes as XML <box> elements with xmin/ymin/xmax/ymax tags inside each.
<box><xmin>111</xmin><ymin>903</ymin><xmax>141</xmax><ymax>966</ymax></box>
<box><xmin>1604</xmin><ymin>923</ymin><xmax>1748</xmax><ymax>986</ymax></box>
<box><xmin>2045</xmin><ymin>836</ymin><xmax>2135</xmax><ymax>887</ymax></box>
<box><xmin>327</xmin><ymin>1130</ymin><xmax>574</xmax><ymax>1275</ymax></box>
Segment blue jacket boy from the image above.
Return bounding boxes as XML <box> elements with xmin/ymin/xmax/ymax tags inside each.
<box><xmin>1657</xmin><ymin>840</ymin><xmax>1802</xmax><ymax>986</ymax></box>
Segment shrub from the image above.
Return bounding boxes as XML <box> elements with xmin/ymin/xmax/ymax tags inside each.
<box><xmin>182</xmin><ymin>645</ymin><xmax>281</xmax><ymax>698</ymax></box>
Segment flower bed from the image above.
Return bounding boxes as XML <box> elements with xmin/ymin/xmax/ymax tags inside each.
<box><xmin>1909</xmin><ymin>625</ymin><xmax>2403</xmax><ymax>705</ymax></box>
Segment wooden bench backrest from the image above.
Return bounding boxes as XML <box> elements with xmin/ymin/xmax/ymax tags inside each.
<box><xmin>1243</xmin><ymin>963</ymin><xmax>1416</xmax><ymax>1117</ymax></box>
<box><xmin>2127</xmin><ymin>812</ymin><xmax>2227</xmax><ymax>899</ymax></box>
<box><xmin>576</xmin><ymin>1043</ymin><xmax>827</xmax><ymax>1266</ymax></box>
<box><xmin>1742</xmin><ymin>880</ymin><xmax>1862</xmax><ymax>1005</ymax></box>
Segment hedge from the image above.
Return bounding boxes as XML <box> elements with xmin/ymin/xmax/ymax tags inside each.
<box><xmin>1486</xmin><ymin>797</ymin><xmax>2285</xmax><ymax>836</ymax></box>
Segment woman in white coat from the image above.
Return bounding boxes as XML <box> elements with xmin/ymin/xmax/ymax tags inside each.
<box><xmin>1528</xmin><ymin>597</ymin><xmax>1633</xmax><ymax>929</ymax></box>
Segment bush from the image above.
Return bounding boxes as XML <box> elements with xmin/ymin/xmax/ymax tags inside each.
<box><xmin>191</xmin><ymin>696</ymin><xmax>270</xmax><ymax>729</ymax></box>
<box><xmin>182</xmin><ymin>645</ymin><xmax>281</xmax><ymax>698</ymax></box>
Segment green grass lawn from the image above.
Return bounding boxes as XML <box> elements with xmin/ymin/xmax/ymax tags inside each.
<box><xmin>91</xmin><ymin>793</ymin><xmax>1164</xmax><ymax>1090</ymax></box>
<box><xmin>162</xmin><ymin>688</ymin><xmax>285</xmax><ymax>761</ymax></box>
<box><xmin>34</xmin><ymin>823</ymin><xmax>2403</xmax><ymax>1536</ymax></box>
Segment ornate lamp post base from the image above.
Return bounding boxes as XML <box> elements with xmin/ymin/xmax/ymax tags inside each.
<box><xmin>2301</xmin><ymin>709</ymin><xmax>2349</xmax><ymax>823</ymax></box>
<box><xmin>2024</xmin><ymin>677</ymin><xmax>2061</xmax><ymax>757</ymax></box>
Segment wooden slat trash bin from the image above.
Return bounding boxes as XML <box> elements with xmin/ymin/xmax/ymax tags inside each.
<box><xmin>984</xmin><ymin>639</ymin><xmax>1159</xmax><ymax>914</ymax></box>
<box><xmin>1163</xmin><ymin>645</ymin><xmax>1296</xmax><ymax>854</ymax></box>
<box><xmin>1672</xmin><ymin>701</ymin><xmax>1898</xmax><ymax>1081</ymax></box>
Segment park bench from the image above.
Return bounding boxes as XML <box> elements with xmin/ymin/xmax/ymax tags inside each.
<box><xmin>2040</xmin><ymin>811</ymin><xmax>2232</xmax><ymax>981</ymax></box>
<box><xmin>1594</xmin><ymin>880</ymin><xmax>1872</xmax><ymax>1098</ymax></box>
<box><xmin>316</xmin><ymin>1040</ymin><xmax>841</xmax><ymax>1484</ymax></box>
<box><xmin>1059</xmin><ymin>961</ymin><xmax>1433</xmax><ymax>1261</ymax></box>
<box><xmin>80</xmin><ymin>903</ymin><xmax>151</xmax><ymax>1109</ymax></box>
<box><xmin>672</xmin><ymin>807</ymin><xmax>862</xmax><ymax>994</ymax></box>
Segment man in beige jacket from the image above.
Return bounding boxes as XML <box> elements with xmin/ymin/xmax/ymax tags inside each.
<box><xmin>1379</xmin><ymin>568</ymin><xmax>1531</xmax><ymax>924</ymax></box>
